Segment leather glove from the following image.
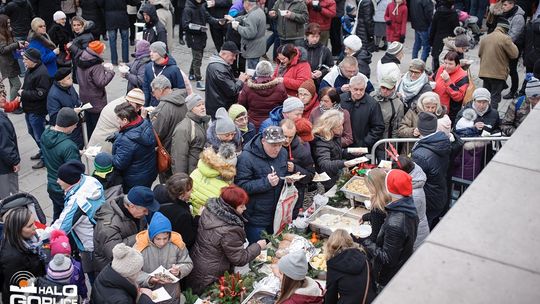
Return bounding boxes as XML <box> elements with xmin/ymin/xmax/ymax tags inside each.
<box><xmin>105</xmin><ymin>133</ymin><xmax>117</xmax><ymax>143</ymax></box>
<box><xmin>350</xmin><ymin>233</ymin><xmax>365</xmax><ymax>244</ymax></box>
<box><xmin>399</xmin><ymin>35</ymin><xmax>405</xmax><ymax>43</ymax></box>
<box><xmin>385</xmin><ymin>20</ymin><xmax>392</xmax><ymax>25</ymax></box>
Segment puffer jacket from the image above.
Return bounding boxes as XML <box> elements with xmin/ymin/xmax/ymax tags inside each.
<box><xmin>478</xmin><ymin>27</ymin><xmax>519</xmax><ymax>81</ymax></box>
<box><xmin>204</xmin><ymin>54</ymin><xmax>244</xmax><ymax>119</ymax></box>
<box><xmin>238</xmin><ymin>77</ymin><xmax>288</xmax><ymax>130</ymax></box>
<box><xmin>0</xmin><ymin>111</ymin><xmax>19</xmax><ymax>175</ymax></box>
<box><xmin>501</xmin><ymin>96</ymin><xmax>534</xmax><ymax>136</ymax></box>
<box><xmin>190</xmin><ymin>148</ymin><xmax>236</xmax><ymax>215</ymax></box>
<box><xmin>273</xmin><ymin>47</ymin><xmax>312</xmax><ymax>96</ymax></box>
<box><xmin>409</xmin><ymin>163</ymin><xmax>429</xmax><ymax>250</ymax></box>
<box><xmin>307</xmin><ymin>0</ymin><xmax>336</xmax><ymax>31</ymax></box>
<box><xmin>340</xmin><ymin>92</ymin><xmax>385</xmax><ymax>150</ymax></box>
<box><xmin>112</xmin><ymin>117</ymin><xmax>158</xmax><ymax>191</ymax></box>
<box><xmin>185</xmin><ymin>197</ymin><xmax>261</xmax><ymax>294</ymax></box>
<box><xmin>143</xmin><ymin>56</ymin><xmax>186</xmax><ymax>107</ymax></box>
<box><xmin>353</xmin><ymin>0</ymin><xmax>375</xmax><ymax>52</ymax></box>
<box><xmin>20</xmin><ymin>61</ymin><xmax>52</xmax><ymax>115</ymax></box>
<box><xmin>0</xmin><ymin>36</ymin><xmax>22</xmax><ymax>79</ymax></box>
<box><xmin>76</xmin><ymin>48</ymin><xmax>115</xmax><ymax>113</ymax></box>
<box><xmin>433</xmin><ymin>65</ymin><xmax>469</xmax><ymax>111</ymax></box>
<box><xmin>151</xmin><ymin>88</ymin><xmax>188</xmax><ymax>153</ymax></box>
<box><xmin>0</xmin><ymin>0</ymin><xmax>34</xmax><ymax>38</ymax></box>
<box><xmin>361</xmin><ymin>196</ymin><xmax>418</xmax><ymax>286</ymax></box>
<box><xmin>234</xmin><ymin>133</ymin><xmax>288</xmax><ymax>227</ymax></box>
<box><xmin>46</xmin><ymin>82</ymin><xmax>84</xmax><ymax>148</ymax></box>
<box><xmin>28</xmin><ymin>31</ymin><xmax>58</xmax><ymax>77</ymax></box>
<box><xmin>325</xmin><ymin>248</ymin><xmax>375</xmax><ymax>304</ymax></box>
<box><xmin>91</xmin><ymin>264</ymin><xmax>153</xmax><ymax>304</ymax></box>
<box><xmin>71</xmin><ymin>20</ymin><xmax>95</xmax><ymax>51</ymax></box>
<box><xmin>126</xmin><ymin>53</ymin><xmax>151</xmax><ymax>91</ymax></box>
<box><xmin>311</xmin><ymin>135</ymin><xmax>347</xmax><ymax>190</ymax></box>
<box><xmin>171</xmin><ymin>111</ymin><xmax>210</xmax><ymax>175</ymax></box>
<box><xmin>272</xmin><ymin>0</ymin><xmax>309</xmax><ymax>41</ymax></box>
<box><xmin>409</xmin><ymin>0</ymin><xmax>433</xmax><ymax>31</ymax></box>
<box><xmin>93</xmin><ymin>197</ymin><xmax>144</xmax><ymax>272</ymax></box>
<box><xmin>41</xmin><ymin>126</ymin><xmax>80</xmax><ymax>194</ymax></box>
<box><xmin>280</xmin><ymin>277</ymin><xmax>325</xmax><ymax>304</ymax></box>
<box><xmin>429</xmin><ymin>6</ymin><xmax>459</xmax><ymax>57</ymax></box>
<box><xmin>411</xmin><ymin>131</ymin><xmax>451</xmax><ymax>227</ymax></box>
<box><xmin>376</xmin><ymin>53</ymin><xmax>401</xmax><ymax>86</ymax></box>
<box><xmin>372</xmin><ymin>90</ymin><xmax>404</xmax><ymax>139</ymax></box>
<box><xmin>141</xmin><ymin>4</ymin><xmax>168</xmax><ymax>45</ymax></box>
<box><xmin>259</xmin><ymin>105</ymin><xmax>283</xmax><ymax>132</ymax></box>
<box><xmin>97</xmin><ymin>0</ymin><xmax>130</xmax><ymax>30</ymax></box>
<box><xmin>384</xmin><ymin>0</ymin><xmax>407</xmax><ymax>42</ymax></box>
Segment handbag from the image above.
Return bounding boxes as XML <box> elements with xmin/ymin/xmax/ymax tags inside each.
<box><xmin>463</xmin><ymin>69</ymin><xmax>476</xmax><ymax>107</ymax></box>
<box><xmin>152</xmin><ymin>129</ymin><xmax>171</xmax><ymax>173</ymax></box>
<box><xmin>362</xmin><ymin>259</ymin><xmax>371</xmax><ymax>304</ymax></box>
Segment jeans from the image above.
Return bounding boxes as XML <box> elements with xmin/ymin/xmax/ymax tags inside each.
<box><xmin>48</xmin><ymin>189</ymin><xmax>65</xmax><ymax>221</ymax></box>
<box><xmin>412</xmin><ymin>30</ymin><xmax>431</xmax><ymax>63</ymax></box>
<box><xmin>266</xmin><ymin>21</ymin><xmax>279</xmax><ymax>59</ymax></box>
<box><xmin>108</xmin><ymin>28</ymin><xmax>129</xmax><ymax>65</ymax></box>
<box><xmin>246</xmin><ymin>57</ymin><xmax>260</xmax><ymax>70</ymax></box>
<box><xmin>245</xmin><ymin>223</ymin><xmax>272</xmax><ymax>244</ymax></box>
<box><xmin>482</xmin><ymin>77</ymin><xmax>506</xmax><ymax>111</ymax></box>
<box><xmin>128</xmin><ymin>14</ymin><xmax>137</xmax><ymax>42</ymax></box>
<box><xmin>15</xmin><ymin>36</ymin><xmax>26</xmax><ymax>76</ymax></box>
<box><xmin>24</xmin><ymin>113</ymin><xmax>46</xmax><ymax>154</ymax></box>
<box><xmin>190</xmin><ymin>49</ymin><xmax>204</xmax><ymax>80</ymax></box>
<box><xmin>469</xmin><ymin>0</ymin><xmax>488</xmax><ymax>27</ymax></box>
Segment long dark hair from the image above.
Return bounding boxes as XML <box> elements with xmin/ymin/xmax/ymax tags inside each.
<box><xmin>0</xmin><ymin>14</ymin><xmax>14</xmax><ymax>43</ymax></box>
<box><xmin>275</xmin><ymin>275</ymin><xmax>305</xmax><ymax>304</ymax></box>
<box><xmin>277</xmin><ymin>43</ymin><xmax>298</xmax><ymax>61</ymax></box>
<box><xmin>2</xmin><ymin>207</ymin><xmax>33</xmax><ymax>253</ymax></box>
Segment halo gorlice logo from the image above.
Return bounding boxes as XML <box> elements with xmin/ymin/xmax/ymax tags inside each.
<box><xmin>9</xmin><ymin>271</ymin><xmax>78</xmax><ymax>304</ymax></box>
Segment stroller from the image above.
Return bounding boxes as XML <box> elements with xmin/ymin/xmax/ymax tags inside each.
<box><xmin>0</xmin><ymin>192</ymin><xmax>47</xmax><ymax>239</ymax></box>
<box><xmin>457</xmin><ymin>10</ymin><xmax>483</xmax><ymax>48</ymax></box>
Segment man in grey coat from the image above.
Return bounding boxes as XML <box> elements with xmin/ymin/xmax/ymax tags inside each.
<box><xmin>228</xmin><ymin>0</ymin><xmax>267</xmax><ymax>69</ymax></box>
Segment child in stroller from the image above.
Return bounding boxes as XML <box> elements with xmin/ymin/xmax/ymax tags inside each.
<box><xmin>457</xmin><ymin>10</ymin><xmax>483</xmax><ymax>46</ymax></box>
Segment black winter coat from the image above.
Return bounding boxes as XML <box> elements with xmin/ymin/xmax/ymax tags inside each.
<box><xmin>20</xmin><ymin>62</ymin><xmax>52</xmax><ymax>115</ymax></box>
<box><xmin>362</xmin><ymin>209</ymin><xmax>386</xmax><ymax>243</ymax></box>
<box><xmin>80</xmin><ymin>0</ymin><xmax>106</xmax><ymax>35</ymax></box>
<box><xmin>0</xmin><ymin>111</ymin><xmax>19</xmax><ymax>174</ymax></box>
<box><xmin>206</xmin><ymin>0</ymin><xmax>232</xmax><ymax>18</ymax></box>
<box><xmin>361</xmin><ymin>197</ymin><xmax>418</xmax><ymax>286</ymax></box>
<box><xmin>353</xmin><ymin>49</ymin><xmax>372</xmax><ymax>78</ymax></box>
<box><xmin>340</xmin><ymin>92</ymin><xmax>385</xmax><ymax>150</ymax></box>
<box><xmin>46</xmin><ymin>82</ymin><xmax>84</xmax><ymax>149</ymax></box>
<box><xmin>325</xmin><ymin>248</ymin><xmax>375</xmax><ymax>304</ymax></box>
<box><xmin>141</xmin><ymin>4</ymin><xmax>168</xmax><ymax>45</ymax></box>
<box><xmin>411</xmin><ymin>131</ymin><xmax>451</xmax><ymax>225</ymax></box>
<box><xmin>354</xmin><ymin>0</ymin><xmax>375</xmax><ymax>52</ymax></box>
<box><xmin>311</xmin><ymin>135</ymin><xmax>346</xmax><ymax>191</ymax></box>
<box><xmin>335</xmin><ymin>0</ymin><xmax>345</xmax><ymax>17</ymax></box>
<box><xmin>183</xmin><ymin>0</ymin><xmax>217</xmax><ymax>50</ymax></box>
<box><xmin>287</xmin><ymin>136</ymin><xmax>316</xmax><ymax>217</ymax></box>
<box><xmin>91</xmin><ymin>265</ymin><xmax>154</xmax><ymax>304</ymax></box>
<box><xmin>30</xmin><ymin>0</ymin><xmax>61</xmax><ymax>29</ymax></box>
<box><xmin>429</xmin><ymin>6</ymin><xmax>459</xmax><ymax>56</ymax></box>
<box><xmin>154</xmin><ymin>184</ymin><xmax>199</xmax><ymax>249</ymax></box>
<box><xmin>523</xmin><ymin>18</ymin><xmax>540</xmax><ymax>71</ymax></box>
<box><xmin>96</xmin><ymin>0</ymin><xmax>130</xmax><ymax>30</ymax></box>
<box><xmin>0</xmin><ymin>0</ymin><xmax>34</xmax><ymax>38</ymax></box>
<box><xmin>454</xmin><ymin>104</ymin><xmax>501</xmax><ymax>134</ymax></box>
<box><xmin>302</xmin><ymin>40</ymin><xmax>334</xmax><ymax>75</ymax></box>
<box><xmin>204</xmin><ymin>54</ymin><xmax>244</xmax><ymax>119</ymax></box>
<box><xmin>48</xmin><ymin>23</ymin><xmax>72</xmax><ymax>53</ymax></box>
<box><xmin>409</xmin><ymin>0</ymin><xmax>434</xmax><ymax>31</ymax></box>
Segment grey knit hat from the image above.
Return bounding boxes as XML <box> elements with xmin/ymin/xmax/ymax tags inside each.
<box><xmin>278</xmin><ymin>251</ymin><xmax>308</xmax><ymax>280</ymax></box>
<box><xmin>215</xmin><ymin>107</ymin><xmax>236</xmax><ymax>134</ymax></box>
<box><xmin>417</xmin><ymin>112</ymin><xmax>438</xmax><ymax>137</ymax></box>
<box><xmin>186</xmin><ymin>94</ymin><xmax>204</xmax><ymax>111</ymax></box>
<box><xmin>56</xmin><ymin>107</ymin><xmax>79</xmax><ymax>127</ymax></box>
<box><xmin>454</xmin><ymin>35</ymin><xmax>470</xmax><ymax>48</ymax></box>
<box><xmin>150</xmin><ymin>41</ymin><xmax>167</xmax><ymax>57</ymax></box>
<box><xmin>387</xmin><ymin>42</ymin><xmax>403</xmax><ymax>55</ymax></box>
<box><xmin>282</xmin><ymin>97</ymin><xmax>304</xmax><ymax>113</ymax></box>
<box><xmin>472</xmin><ymin>88</ymin><xmax>491</xmax><ymax>103</ymax></box>
<box><xmin>255</xmin><ymin>60</ymin><xmax>274</xmax><ymax>77</ymax></box>
<box><xmin>111</xmin><ymin>243</ymin><xmax>144</xmax><ymax>279</ymax></box>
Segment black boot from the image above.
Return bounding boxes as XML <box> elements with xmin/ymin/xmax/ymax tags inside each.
<box><xmin>503</xmin><ymin>91</ymin><xmax>517</xmax><ymax>99</ymax></box>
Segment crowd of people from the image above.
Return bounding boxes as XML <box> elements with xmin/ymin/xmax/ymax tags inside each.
<box><xmin>0</xmin><ymin>0</ymin><xmax>539</xmax><ymax>303</ymax></box>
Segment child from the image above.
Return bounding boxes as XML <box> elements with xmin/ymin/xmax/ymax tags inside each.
<box><xmin>36</xmin><ymin>254</ymin><xmax>77</xmax><ymax>301</ymax></box>
<box><xmin>134</xmin><ymin>212</ymin><xmax>193</xmax><ymax>304</ymax></box>
<box><xmin>374</xmin><ymin>0</ymin><xmax>391</xmax><ymax>49</ymax></box>
<box><xmin>384</xmin><ymin>0</ymin><xmax>407</xmax><ymax>43</ymax></box>
<box><xmin>92</xmin><ymin>152</ymin><xmax>122</xmax><ymax>191</ymax></box>
<box><xmin>455</xmin><ymin>108</ymin><xmax>479</xmax><ymax>138</ymax></box>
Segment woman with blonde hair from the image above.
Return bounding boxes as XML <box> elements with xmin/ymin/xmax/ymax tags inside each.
<box><xmin>311</xmin><ymin>109</ymin><xmax>365</xmax><ymax>190</ymax></box>
<box><xmin>325</xmin><ymin>229</ymin><xmax>375</xmax><ymax>304</ymax></box>
<box><xmin>361</xmin><ymin>168</ymin><xmax>391</xmax><ymax>242</ymax></box>
<box><xmin>28</xmin><ymin>17</ymin><xmax>59</xmax><ymax>76</ymax></box>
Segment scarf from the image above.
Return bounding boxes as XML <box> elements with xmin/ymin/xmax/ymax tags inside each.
<box><xmin>398</xmin><ymin>72</ymin><xmax>429</xmax><ymax>101</ymax></box>
<box><xmin>120</xmin><ymin>115</ymin><xmax>143</xmax><ymax>131</ymax></box>
<box><xmin>319</xmin><ymin>103</ymin><xmax>344</xmax><ymax>113</ymax></box>
<box><xmin>24</xmin><ymin>235</ymin><xmax>47</xmax><ymax>261</ymax></box>
<box><xmin>472</xmin><ymin>102</ymin><xmax>489</xmax><ymax>117</ymax></box>
<box><xmin>277</xmin><ymin>63</ymin><xmax>288</xmax><ymax>77</ymax></box>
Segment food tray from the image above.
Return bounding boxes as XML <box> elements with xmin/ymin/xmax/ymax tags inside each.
<box><xmin>340</xmin><ymin>176</ymin><xmax>370</xmax><ymax>202</ymax></box>
<box><xmin>308</xmin><ymin>206</ymin><xmax>361</xmax><ymax>237</ymax></box>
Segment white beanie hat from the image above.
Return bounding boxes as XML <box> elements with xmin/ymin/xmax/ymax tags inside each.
<box><xmin>343</xmin><ymin>35</ymin><xmax>363</xmax><ymax>52</ymax></box>
<box><xmin>111</xmin><ymin>243</ymin><xmax>144</xmax><ymax>279</ymax></box>
<box><xmin>53</xmin><ymin>11</ymin><xmax>67</xmax><ymax>22</ymax></box>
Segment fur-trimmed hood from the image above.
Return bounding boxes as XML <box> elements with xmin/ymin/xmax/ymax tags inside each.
<box><xmin>246</xmin><ymin>77</ymin><xmax>281</xmax><ymax>91</ymax></box>
<box><xmin>198</xmin><ymin>148</ymin><xmax>236</xmax><ymax>181</ymax></box>
<box><xmin>27</xmin><ymin>30</ymin><xmax>56</xmax><ymax>50</ymax></box>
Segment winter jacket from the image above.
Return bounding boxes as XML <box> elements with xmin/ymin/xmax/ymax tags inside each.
<box><xmin>273</xmin><ymin>47</ymin><xmax>312</xmax><ymax>96</ymax></box>
<box><xmin>235</xmin><ymin>133</ymin><xmax>288</xmax><ymax>228</ymax></box>
<box><xmin>501</xmin><ymin>96</ymin><xmax>534</xmax><ymax>136</ymax></box>
<box><xmin>71</xmin><ymin>20</ymin><xmax>95</xmax><ymax>51</ymax></box>
<box><xmin>76</xmin><ymin>49</ymin><xmax>115</xmax><ymax>113</ymax></box>
<box><xmin>340</xmin><ymin>92</ymin><xmax>385</xmax><ymax>149</ymax></box>
<box><xmin>47</xmin><ymin>82</ymin><xmax>84</xmax><ymax>148</ymax></box>
<box><xmin>373</xmin><ymin>0</ymin><xmax>391</xmax><ymax>23</ymax></box>
<box><xmin>81</xmin><ymin>0</ymin><xmax>106</xmax><ymax>36</ymax></box>
<box><xmin>205</xmin><ymin>0</ymin><xmax>232</xmax><ymax>19</ymax></box>
<box><xmin>143</xmin><ymin>56</ymin><xmax>186</xmax><ymax>107</ymax></box>
<box><xmin>478</xmin><ymin>27</ymin><xmax>519</xmax><ymax>81</ymax></box>
<box><xmin>302</xmin><ymin>40</ymin><xmax>334</xmax><ymax>75</ymax></box>
<box><xmin>396</xmin><ymin>107</ymin><xmax>420</xmax><ymax>154</ymax></box>
<box><xmin>152</xmin><ymin>0</ymin><xmax>175</xmax><ymax>48</ymax></box>
<box><xmin>280</xmin><ymin>277</ymin><xmax>325</xmax><ymax>304</ymax></box>
<box><xmin>0</xmin><ymin>111</ymin><xmax>19</xmax><ymax>175</ymax></box>
<box><xmin>153</xmin><ymin>184</ymin><xmax>199</xmax><ymax>249</ymax></box>
<box><xmin>433</xmin><ymin>65</ymin><xmax>469</xmax><ymax>111</ymax></box>
<box><xmin>454</xmin><ymin>102</ymin><xmax>501</xmax><ymax>134</ymax></box>
<box><xmin>376</xmin><ymin>53</ymin><xmax>401</xmax><ymax>87</ymax></box>
<box><xmin>190</xmin><ymin>148</ymin><xmax>236</xmax><ymax>215</ymax></box>
<box><xmin>409</xmin><ymin>163</ymin><xmax>429</xmax><ymax>250</ymax></box>
<box><xmin>353</xmin><ymin>0</ymin><xmax>375</xmax><ymax>52</ymax></box>
<box><xmin>28</xmin><ymin>31</ymin><xmax>58</xmax><ymax>77</ymax></box>
<box><xmin>151</xmin><ymin>88</ymin><xmax>188</xmax><ymax>153</ymax></box>
<box><xmin>506</xmin><ymin>5</ymin><xmax>526</xmax><ymax>46</ymax></box>
<box><xmin>311</xmin><ymin>135</ymin><xmax>347</xmax><ymax>190</ymax></box>
<box><xmin>30</xmin><ymin>0</ymin><xmax>61</xmax><ymax>27</ymax></box>
<box><xmin>325</xmin><ymin>248</ymin><xmax>375</xmax><ymax>304</ymax></box>
<box><xmin>429</xmin><ymin>6</ymin><xmax>459</xmax><ymax>56</ymax></box>
<box><xmin>523</xmin><ymin>17</ymin><xmax>540</xmax><ymax>71</ymax></box>
<box><xmin>48</xmin><ymin>22</ymin><xmax>72</xmax><ymax>55</ymax></box>
<box><xmin>205</xmin><ymin>54</ymin><xmax>244</xmax><ymax>118</ymax></box>
<box><xmin>309</xmin><ymin>107</ymin><xmax>354</xmax><ymax>147</ymax></box>
<box><xmin>271</xmin><ymin>0</ymin><xmax>309</xmax><ymax>41</ymax></box>
<box><xmin>236</xmin><ymin>5</ymin><xmax>267</xmax><ymax>58</ymax></box>
<box><xmin>35</xmin><ymin>277</ymin><xmax>78</xmax><ymax>302</ymax></box>
<box><xmin>307</xmin><ymin>0</ymin><xmax>336</xmax><ymax>31</ymax></box>
<box><xmin>51</xmin><ymin>175</ymin><xmax>105</xmax><ymax>252</ymax></box>
<box><xmin>409</xmin><ymin>0</ymin><xmax>433</xmax><ymax>31</ymax></box>
<box><xmin>183</xmin><ymin>0</ymin><xmax>215</xmax><ymax>50</ymax></box>
<box><xmin>126</xmin><ymin>54</ymin><xmax>151</xmax><ymax>91</ymax></box>
<box><xmin>21</xmin><ymin>62</ymin><xmax>52</xmax><ymax>115</ymax></box>
<box><xmin>259</xmin><ymin>105</ymin><xmax>284</xmax><ymax>132</ymax></box>
<box><xmin>372</xmin><ymin>90</ymin><xmax>405</xmax><ymax>139</ymax></box>
<box><xmin>0</xmin><ymin>240</ymin><xmax>46</xmax><ymax>304</ymax></box>
<box><xmin>411</xmin><ymin>131</ymin><xmax>451</xmax><ymax>226</ymax></box>
<box><xmin>0</xmin><ymin>0</ymin><xmax>34</xmax><ymax>38</ymax></box>
<box><xmin>361</xmin><ymin>196</ymin><xmax>418</xmax><ymax>286</ymax></box>
<box><xmin>241</xmin><ymin>122</ymin><xmax>257</xmax><ymax>143</ymax></box>
<box><xmin>384</xmin><ymin>0</ymin><xmax>407</xmax><ymax>42</ymax></box>
<box><xmin>171</xmin><ymin>112</ymin><xmax>210</xmax><ymax>175</ymax></box>
<box><xmin>91</xmin><ymin>264</ymin><xmax>153</xmax><ymax>304</ymax></box>
<box><xmin>320</xmin><ymin>65</ymin><xmax>359</xmax><ymax>95</ymax></box>
<box><xmin>93</xmin><ymin>197</ymin><xmax>145</xmax><ymax>272</ymax></box>
<box><xmin>41</xmin><ymin>127</ymin><xmax>80</xmax><ymax>194</ymax></box>
<box><xmin>206</xmin><ymin>122</ymin><xmax>243</xmax><ymax>152</ymax></box>
<box><xmin>141</xmin><ymin>4</ymin><xmax>168</xmax><ymax>45</ymax></box>
<box><xmin>396</xmin><ymin>75</ymin><xmax>432</xmax><ymax>109</ymax></box>
<box><xmin>438</xmin><ymin>37</ymin><xmax>466</xmax><ymax>68</ymax></box>
<box><xmin>112</xmin><ymin>117</ymin><xmax>158</xmax><ymax>191</ymax></box>
<box><xmin>0</xmin><ymin>36</ymin><xmax>22</xmax><ymax>79</ymax></box>
<box><xmin>87</xmin><ymin>97</ymin><xmax>126</xmax><ymax>154</ymax></box>
<box><xmin>185</xmin><ymin>197</ymin><xmax>261</xmax><ymax>294</ymax></box>
<box><xmin>96</xmin><ymin>0</ymin><xmax>130</xmax><ymax>30</ymax></box>
<box><xmin>353</xmin><ymin>49</ymin><xmax>372</xmax><ymax>78</ymax></box>
<box><xmin>238</xmin><ymin>77</ymin><xmax>288</xmax><ymax>130</ymax></box>
<box><xmin>287</xmin><ymin>135</ymin><xmax>316</xmax><ymax>215</ymax></box>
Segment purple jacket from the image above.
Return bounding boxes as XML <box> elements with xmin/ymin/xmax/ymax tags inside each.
<box><xmin>76</xmin><ymin>49</ymin><xmax>115</xmax><ymax>113</ymax></box>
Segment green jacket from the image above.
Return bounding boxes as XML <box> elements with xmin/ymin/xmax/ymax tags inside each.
<box><xmin>41</xmin><ymin>126</ymin><xmax>80</xmax><ymax>193</ymax></box>
<box><xmin>272</xmin><ymin>0</ymin><xmax>308</xmax><ymax>41</ymax></box>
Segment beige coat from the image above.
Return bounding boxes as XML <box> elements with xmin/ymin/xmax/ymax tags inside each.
<box><xmin>478</xmin><ymin>27</ymin><xmax>519</xmax><ymax>80</ymax></box>
<box><xmin>87</xmin><ymin>97</ymin><xmax>126</xmax><ymax>154</ymax></box>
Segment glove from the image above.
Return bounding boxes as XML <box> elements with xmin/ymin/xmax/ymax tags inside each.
<box><xmin>313</xmin><ymin>5</ymin><xmax>322</xmax><ymax>12</ymax></box>
<box><xmin>105</xmin><ymin>132</ymin><xmax>117</xmax><ymax>143</ymax></box>
<box><xmin>385</xmin><ymin>20</ymin><xmax>392</xmax><ymax>25</ymax></box>
<box><xmin>399</xmin><ymin>35</ymin><xmax>405</xmax><ymax>43</ymax></box>
<box><xmin>350</xmin><ymin>233</ymin><xmax>365</xmax><ymax>244</ymax></box>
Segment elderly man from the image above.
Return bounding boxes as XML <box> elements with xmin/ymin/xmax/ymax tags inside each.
<box><xmin>235</xmin><ymin>126</ymin><xmax>288</xmax><ymax>243</ymax></box>
<box><xmin>371</xmin><ymin>75</ymin><xmax>404</xmax><ymax>139</ymax></box>
<box><xmin>260</xmin><ymin>97</ymin><xmax>304</xmax><ymax>132</ymax></box>
<box><xmin>205</xmin><ymin>41</ymin><xmax>249</xmax><ymax>119</ymax></box>
<box><xmin>502</xmin><ymin>77</ymin><xmax>540</xmax><ymax>136</ymax></box>
<box><xmin>93</xmin><ymin>185</ymin><xmax>160</xmax><ymax>273</ymax></box>
<box><xmin>320</xmin><ymin>56</ymin><xmax>363</xmax><ymax>94</ymax></box>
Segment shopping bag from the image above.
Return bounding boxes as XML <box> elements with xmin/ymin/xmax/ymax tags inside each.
<box><xmin>273</xmin><ymin>183</ymin><xmax>299</xmax><ymax>235</ymax></box>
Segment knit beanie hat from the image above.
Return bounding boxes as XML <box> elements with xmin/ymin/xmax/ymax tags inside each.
<box><xmin>385</xmin><ymin>169</ymin><xmax>412</xmax><ymax>198</ymax></box>
<box><xmin>472</xmin><ymin>88</ymin><xmax>491</xmax><ymax>103</ymax></box>
<box><xmin>94</xmin><ymin>152</ymin><xmax>113</xmax><ymax>173</ymax></box>
<box><xmin>255</xmin><ymin>60</ymin><xmax>274</xmax><ymax>77</ymax></box>
<box><xmin>125</xmin><ymin>88</ymin><xmax>146</xmax><ymax>105</ymax></box>
<box><xmin>47</xmin><ymin>254</ymin><xmax>74</xmax><ymax>283</ymax></box>
<box><xmin>278</xmin><ymin>251</ymin><xmax>308</xmax><ymax>281</ymax></box>
<box><xmin>23</xmin><ymin>48</ymin><xmax>41</xmax><ymax>63</ymax></box>
<box><xmin>387</xmin><ymin>42</ymin><xmax>403</xmax><ymax>55</ymax></box>
<box><xmin>343</xmin><ymin>35</ymin><xmax>362</xmax><ymax>52</ymax></box>
<box><xmin>135</xmin><ymin>39</ymin><xmax>151</xmax><ymax>58</ymax></box>
<box><xmin>186</xmin><ymin>94</ymin><xmax>204</xmax><ymax>111</ymax></box>
<box><xmin>282</xmin><ymin>97</ymin><xmax>304</xmax><ymax>113</ymax></box>
<box><xmin>58</xmin><ymin>160</ymin><xmax>85</xmax><ymax>185</ymax></box>
<box><xmin>228</xmin><ymin>104</ymin><xmax>248</xmax><ymax>121</ymax></box>
<box><xmin>56</xmin><ymin>107</ymin><xmax>79</xmax><ymax>127</ymax></box>
<box><xmin>417</xmin><ymin>112</ymin><xmax>438</xmax><ymax>137</ymax></box>
<box><xmin>88</xmin><ymin>41</ymin><xmax>105</xmax><ymax>55</ymax></box>
<box><xmin>49</xmin><ymin>229</ymin><xmax>71</xmax><ymax>256</ymax></box>
<box><xmin>215</xmin><ymin>107</ymin><xmax>236</xmax><ymax>134</ymax></box>
<box><xmin>454</xmin><ymin>35</ymin><xmax>470</xmax><ymax>48</ymax></box>
<box><xmin>53</xmin><ymin>11</ymin><xmax>66</xmax><ymax>22</ymax></box>
<box><xmin>111</xmin><ymin>243</ymin><xmax>144</xmax><ymax>279</ymax></box>
<box><xmin>150</xmin><ymin>41</ymin><xmax>167</xmax><ymax>57</ymax></box>
<box><xmin>497</xmin><ymin>18</ymin><xmax>510</xmax><ymax>32</ymax></box>
<box><xmin>409</xmin><ymin>59</ymin><xmax>425</xmax><ymax>72</ymax></box>
<box><xmin>299</xmin><ymin>80</ymin><xmax>316</xmax><ymax>98</ymax></box>
<box><xmin>295</xmin><ymin>118</ymin><xmax>314</xmax><ymax>142</ymax></box>
<box><xmin>149</xmin><ymin>212</ymin><xmax>172</xmax><ymax>240</ymax></box>
<box><xmin>525</xmin><ymin>77</ymin><xmax>540</xmax><ymax>97</ymax></box>
<box><xmin>54</xmin><ymin>67</ymin><xmax>72</xmax><ymax>82</ymax></box>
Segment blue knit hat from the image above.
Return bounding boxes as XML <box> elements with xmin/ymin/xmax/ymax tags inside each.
<box><xmin>149</xmin><ymin>212</ymin><xmax>172</xmax><ymax>240</ymax></box>
<box><xmin>94</xmin><ymin>152</ymin><xmax>113</xmax><ymax>172</ymax></box>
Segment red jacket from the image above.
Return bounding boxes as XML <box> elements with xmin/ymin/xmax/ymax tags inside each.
<box><xmin>433</xmin><ymin>65</ymin><xmax>469</xmax><ymax>110</ymax></box>
<box><xmin>280</xmin><ymin>278</ymin><xmax>325</xmax><ymax>304</ymax></box>
<box><xmin>307</xmin><ymin>0</ymin><xmax>336</xmax><ymax>31</ymax></box>
<box><xmin>273</xmin><ymin>48</ymin><xmax>312</xmax><ymax>97</ymax></box>
<box><xmin>384</xmin><ymin>0</ymin><xmax>408</xmax><ymax>42</ymax></box>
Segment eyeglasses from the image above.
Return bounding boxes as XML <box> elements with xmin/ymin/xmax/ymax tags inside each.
<box><xmin>235</xmin><ymin>116</ymin><xmax>248</xmax><ymax>123</ymax></box>
<box><xmin>409</xmin><ymin>70</ymin><xmax>422</xmax><ymax>75</ymax></box>
<box><xmin>298</xmin><ymin>92</ymin><xmax>311</xmax><ymax>97</ymax></box>
<box><xmin>38</xmin><ymin>25</ymin><xmax>46</xmax><ymax>28</ymax></box>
